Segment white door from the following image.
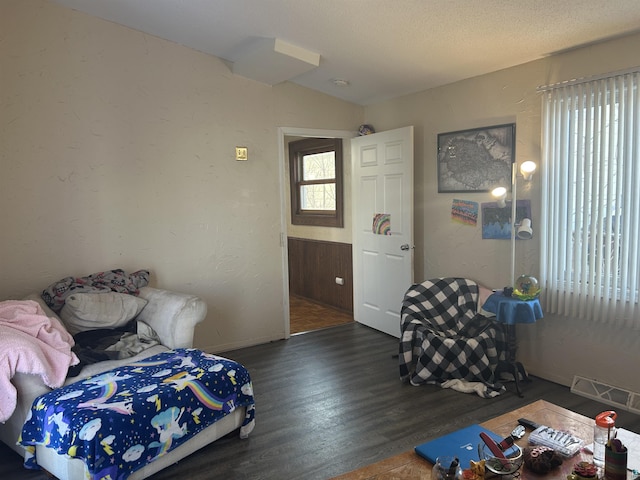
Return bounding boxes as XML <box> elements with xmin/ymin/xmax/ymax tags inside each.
<box><xmin>351</xmin><ymin>126</ymin><xmax>414</xmax><ymax>338</ymax></box>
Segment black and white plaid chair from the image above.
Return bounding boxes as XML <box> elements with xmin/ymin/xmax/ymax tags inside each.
<box><xmin>399</xmin><ymin>278</ymin><xmax>507</xmax><ymax>396</ymax></box>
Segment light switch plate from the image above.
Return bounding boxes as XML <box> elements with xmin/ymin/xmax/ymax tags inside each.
<box><xmin>235</xmin><ymin>147</ymin><xmax>248</xmax><ymax>161</ymax></box>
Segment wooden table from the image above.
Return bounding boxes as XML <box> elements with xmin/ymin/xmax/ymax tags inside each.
<box><xmin>331</xmin><ymin>400</ymin><xmax>635</xmax><ymax>480</ymax></box>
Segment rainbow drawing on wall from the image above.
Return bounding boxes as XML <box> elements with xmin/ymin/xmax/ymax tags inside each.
<box><xmin>372</xmin><ymin>213</ymin><xmax>391</xmax><ymax>235</ymax></box>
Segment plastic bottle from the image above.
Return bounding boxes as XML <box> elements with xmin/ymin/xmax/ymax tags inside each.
<box><xmin>593</xmin><ymin>410</ymin><xmax>617</xmax><ymax>466</ymax></box>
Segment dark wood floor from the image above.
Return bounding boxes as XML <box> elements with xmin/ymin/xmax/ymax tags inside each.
<box><xmin>2</xmin><ymin>322</ymin><xmax>639</xmax><ymax>480</ymax></box>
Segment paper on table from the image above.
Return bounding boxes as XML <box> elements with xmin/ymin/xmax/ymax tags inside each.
<box><xmin>583</xmin><ymin>428</ymin><xmax>640</xmax><ymax>472</ymax></box>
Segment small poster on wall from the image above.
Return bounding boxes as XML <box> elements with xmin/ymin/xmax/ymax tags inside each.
<box><xmin>451</xmin><ymin>199</ymin><xmax>478</xmax><ymax>226</ymax></box>
<box><xmin>482</xmin><ymin>200</ymin><xmax>531</xmax><ymax>239</ymax></box>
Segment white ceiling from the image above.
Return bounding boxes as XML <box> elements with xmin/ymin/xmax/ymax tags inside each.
<box><xmin>51</xmin><ymin>0</ymin><xmax>640</xmax><ymax>105</ymax></box>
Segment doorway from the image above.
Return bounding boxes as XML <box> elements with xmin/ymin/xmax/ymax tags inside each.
<box><xmin>278</xmin><ymin>127</ymin><xmax>356</xmax><ymax>336</ymax></box>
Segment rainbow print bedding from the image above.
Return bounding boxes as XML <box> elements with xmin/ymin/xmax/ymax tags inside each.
<box><xmin>20</xmin><ymin>348</ymin><xmax>255</xmax><ymax>479</ymax></box>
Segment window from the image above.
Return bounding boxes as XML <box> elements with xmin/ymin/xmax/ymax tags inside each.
<box><xmin>540</xmin><ymin>71</ymin><xmax>640</xmax><ymax>327</ymax></box>
<box><xmin>289</xmin><ymin>137</ymin><xmax>343</xmax><ymax>227</ymax></box>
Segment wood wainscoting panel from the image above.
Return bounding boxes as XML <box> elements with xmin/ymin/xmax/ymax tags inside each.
<box><xmin>287</xmin><ymin>237</ymin><xmax>353</xmax><ymax>313</ymax></box>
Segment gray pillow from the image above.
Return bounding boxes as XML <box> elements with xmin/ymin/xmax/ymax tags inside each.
<box><xmin>59</xmin><ymin>292</ymin><xmax>148</xmax><ymax>335</ymax></box>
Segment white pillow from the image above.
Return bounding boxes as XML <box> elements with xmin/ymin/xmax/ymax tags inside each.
<box><xmin>60</xmin><ymin>292</ymin><xmax>148</xmax><ymax>335</ymax></box>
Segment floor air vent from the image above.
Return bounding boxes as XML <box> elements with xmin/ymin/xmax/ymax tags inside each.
<box><xmin>571</xmin><ymin>375</ymin><xmax>640</xmax><ymax>415</ymax></box>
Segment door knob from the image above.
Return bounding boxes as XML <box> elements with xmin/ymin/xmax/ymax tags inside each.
<box><xmin>400</xmin><ymin>244</ymin><xmax>411</xmax><ymax>251</ymax></box>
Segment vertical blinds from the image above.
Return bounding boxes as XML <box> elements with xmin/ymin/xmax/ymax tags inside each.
<box><xmin>540</xmin><ymin>71</ymin><xmax>640</xmax><ymax>328</ymax></box>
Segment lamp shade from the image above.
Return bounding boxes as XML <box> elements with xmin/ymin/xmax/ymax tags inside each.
<box><xmin>491</xmin><ymin>186</ymin><xmax>507</xmax><ymax>208</ymax></box>
<box><xmin>516</xmin><ymin>218</ymin><xmax>533</xmax><ymax>239</ymax></box>
<box><xmin>520</xmin><ymin>161</ymin><xmax>537</xmax><ymax>181</ymax></box>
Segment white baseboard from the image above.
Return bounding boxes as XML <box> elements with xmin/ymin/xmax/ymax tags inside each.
<box><xmin>201</xmin><ymin>333</ymin><xmax>286</xmax><ymax>354</ymax></box>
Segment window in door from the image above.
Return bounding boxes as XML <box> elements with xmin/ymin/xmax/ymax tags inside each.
<box><xmin>289</xmin><ymin>137</ymin><xmax>343</xmax><ymax>227</ymax></box>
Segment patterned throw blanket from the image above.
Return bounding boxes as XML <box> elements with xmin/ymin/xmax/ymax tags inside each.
<box><xmin>42</xmin><ymin>269</ymin><xmax>150</xmax><ymax>313</ymax></box>
<box><xmin>399</xmin><ymin>278</ymin><xmax>507</xmax><ymax>398</ymax></box>
<box><xmin>20</xmin><ymin>348</ymin><xmax>255</xmax><ymax>479</ymax></box>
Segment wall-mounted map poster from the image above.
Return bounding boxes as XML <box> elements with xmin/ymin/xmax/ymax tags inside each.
<box><xmin>437</xmin><ymin>123</ymin><xmax>515</xmax><ymax>193</ymax></box>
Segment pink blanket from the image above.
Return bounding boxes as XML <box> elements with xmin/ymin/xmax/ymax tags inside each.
<box><xmin>0</xmin><ymin>300</ymin><xmax>79</xmax><ymax>422</ymax></box>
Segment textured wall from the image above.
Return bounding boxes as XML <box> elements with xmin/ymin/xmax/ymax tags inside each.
<box><xmin>0</xmin><ymin>0</ymin><xmax>363</xmax><ymax>351</ymax></box>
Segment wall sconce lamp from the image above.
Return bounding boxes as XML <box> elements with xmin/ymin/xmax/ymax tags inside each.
<box><xmin>491</xmin><ymin>161</ymin><xmax>537</xmax><ymax>286</ymax></box>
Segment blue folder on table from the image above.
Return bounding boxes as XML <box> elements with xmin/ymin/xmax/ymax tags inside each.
<box><xmin>415</xmin><ymin>424</ymin><xmax>505</xmax><ymax>468</ymax></box>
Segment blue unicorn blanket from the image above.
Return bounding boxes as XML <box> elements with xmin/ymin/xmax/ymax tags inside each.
<box><xmin>20</xmin><ymin>348</ymin><xmax>255</xmax><ymax>479</ymax></box>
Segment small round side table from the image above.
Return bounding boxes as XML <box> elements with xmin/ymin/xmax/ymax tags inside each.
<box><xmin>482</xmin><ymin>291</ymin><xmax>543</xmax><ymax>397</ymax></box>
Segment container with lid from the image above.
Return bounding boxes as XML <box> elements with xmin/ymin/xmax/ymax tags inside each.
<box><xmin>593</xmin><ymin>410</ymin><xmax>617</xmax><ymax>466</ymax></box>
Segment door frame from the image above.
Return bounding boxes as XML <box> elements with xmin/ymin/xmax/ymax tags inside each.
<box><xmin>277</xmin><ymin>126</ymin><xmax>357</xmax><ymax>338</ymax></box>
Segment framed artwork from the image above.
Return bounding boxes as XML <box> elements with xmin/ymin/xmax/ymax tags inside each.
<box><xmin>481</xmin><ymin>200</ymin><xmax>531</xmax><ymax>239</ymax></box>
<box><xmin>437</xmin><ymin>123</ymin><xmax>515</xmax><ymax>193</ymax></box>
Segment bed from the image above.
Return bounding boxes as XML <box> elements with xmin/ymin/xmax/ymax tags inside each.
<box><xmin>0</xmin><ymin>270</ymin><xmax>255</xmax><ymax>480</ymax></box>
<box><xmin>20</xmin><ymin>348</ymin><xmax>255</xmax><ymax>480</ymax></box>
